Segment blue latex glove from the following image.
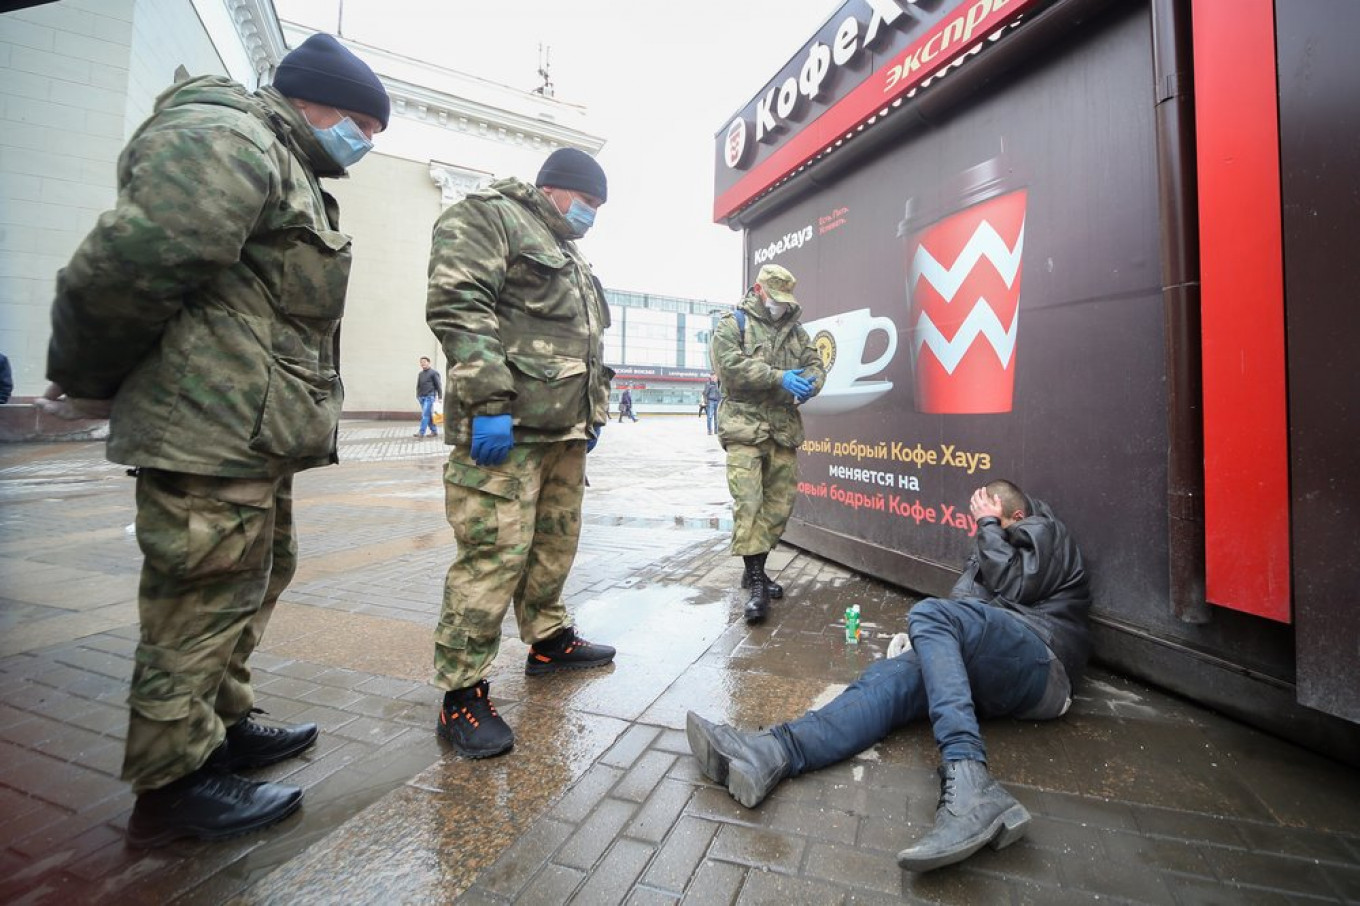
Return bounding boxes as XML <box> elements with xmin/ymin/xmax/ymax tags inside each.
<box><xmin>470</xmin><ymin>414</ymin><xmax>514</xmax><ymax>466</ymax></box>
<box><xmin>587</xmin><ymin>423</ymin><xmax>603</xmax><ymax>453</ymax></box>
<box><xmin>780</xmin><ymin>368</ymin><xmax>815</xmax><ymax>403</ymax></box>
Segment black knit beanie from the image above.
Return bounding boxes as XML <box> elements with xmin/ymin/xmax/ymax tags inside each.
<box><xmin>273</xmin><ymin>34</ymin><xmax>390</xmax><ymax>130</ymax></box>
<box><xmin>535</xmin><ymin>148</ymin><xmax>608</xmax><ymax>203</ymax></box>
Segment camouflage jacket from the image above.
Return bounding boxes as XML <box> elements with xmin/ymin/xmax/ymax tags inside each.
<box><xmin>710</xmin><ymin>292</ymin><xmax>825</xmax><ymax>449</ymax></box>
<box><xmin>426</xmin><ymin>177</ymin><xmax>613</xmax><ymax>445</ymax></box>
<box><xmin>47</xmin><ymin>77</ymin><xmax>352</xmax><ymax>478</ymax></box>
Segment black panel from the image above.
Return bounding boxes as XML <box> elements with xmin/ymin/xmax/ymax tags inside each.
<box><xmin>1278</xmin><ymin>0</ymin><xmax>1360</xmax><ymax>723</ymax></box>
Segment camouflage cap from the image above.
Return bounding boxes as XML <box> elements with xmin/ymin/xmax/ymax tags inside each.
<box><xmin>756</xmin><ymin>264</ymin><xmax>797</xmax><ymax>304</ymax></box>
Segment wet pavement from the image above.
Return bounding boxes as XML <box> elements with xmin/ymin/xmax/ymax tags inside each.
<box><xmin>1</xmin><ymin>415</ymin><xmax>1358</xmax><ymax>905</ymax></box>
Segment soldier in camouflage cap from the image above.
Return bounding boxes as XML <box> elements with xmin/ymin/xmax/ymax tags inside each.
<box><xmin>710</xmin><ymin>264</ymin><xmax>825</xmax><ymax>623</ymax></box>
<box><xmin>39</xmin><ymin>33</ymin><xmax>389</xmax><ymax>847</ymax></box>
<box><xmin>426</xmin><ymin>147</ymin><xmax>617</xmax><ymax>759</ymax></box>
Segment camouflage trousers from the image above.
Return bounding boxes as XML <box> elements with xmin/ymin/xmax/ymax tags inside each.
<box><xmin>123</xmin><ymin>470</ymin><xmax>296</xmax><ymax>792</ymax></box>
<box><xmin>434</xmin><ymin>441</ymin><xmax>585</xmax><ymax>691</ymax></box>
<box><xmin>726</xmin><ymin>440</ymin><xmax>799</xmax><ymax>556</ymax></box>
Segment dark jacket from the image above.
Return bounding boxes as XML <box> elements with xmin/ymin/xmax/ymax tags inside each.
<box><xmin>950</xmin><ymin>497</ymin><xmax>1092</xmax><ymax>683</ymax></box>
<box><xmin>416</xmin><ymin>367</ymin><xmax>442</xmax><ymax>398</ymax></box>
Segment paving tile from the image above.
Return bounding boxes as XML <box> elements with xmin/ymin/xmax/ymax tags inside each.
<box><xmin>556</xmin><ymin>798</ymin><xmax>640</xmax><ymax>870</ymax></box>
<box><xmin>327</xmin><ymin>715</ymin><xmax>408</xmax><ymax>746</ymax></box>
<box><xmin>737</xmin><ymin>869</ymin><xmax>846</xmax><ymax>905</ymax></box>
<box><xmin>614</xmin><ymin>749</ymin><xmax>678</xmax><ymax>803</ymax></box>
<box><xmin>625</xmin><ymin>887</ymin><xmax>681</xmax><ymax>906</ymax></box>
<box><xmin>1321</xmin><ymin>860</ymin><xmax>1360</xmax><ymax>903</ymax></box>
<box><xmin>516</xmin><ymin>863</ymin><xmax>585</xmax><ymax>906</ymax></box>
<box><xmin>709</xmin><ymin>823</ymin><xmax>805</xmax><ymax>874</ymax></box>
<box><xmin>680</xmin><ymin>860</ymin><xmax>746</xmax><ymax>904</ymax></box>
<box><xmin>1158</xmin><ymin>875</ymin><xmax>1300</xmax><ymax>905</ymax></box>
<box><xmin>478</xmin><ymin>817</ymin><xmax>574</xmax><ymax>899</ymax></box>
<box><xmin>548</xmin><ymin>763</ymin><xmax>625</xmax><ymax>822</ymax></box>
<box><xmin>762</xmin><ymin>798</ymin><xmax>859</xmax><ymax>846</ymax></box>
<box><xmin>570</xmin><ymin>838</ymin><xmax>655</xmax><ymax>905</ymax></box>
<box><xmin>1133</xmin><ymin>804</ymin><xmax>1250</xmax><ymax>849</ymax></box>
<box><xmin>642</xmin><ymin>816</ymin><xmax>720</xmax><ymax>894</ymax></box>
<box><xmin>1056</xmin><ymin>851</ymin><xmax>1177</xmax><ymax>901</ymax></box>
<box><xmin>1194</xmin><ymin>845</ymin><xmax>1343</xmax><ymax>900</ymax></box>
<box><xmin>1232</xmin><ymin>820</ymin><xmax>1359</xmax><ymax>865</ymax></box>
<box><xmin>626</xmin><ymin>778</ymin><xmax>696</xmax><ymax>845</ymax></box>
<box><xmin>803</xmin><ymin>840</ymin><xmax>904</xmax><ymax>896</ymax></box>
<box><xmin>684</xmin><ymin>784</ymin><xmax>762</xmax><ymax>825</ymax></box>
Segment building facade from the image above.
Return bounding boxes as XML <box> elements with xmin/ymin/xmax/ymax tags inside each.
<box><xmin>0</xmin><ymin>0</ymin><xmax>605</xmax><ymax>419</ymax></box>
<box><xmin>602</xmin><ymin>288</ymin><xmax>732</xmax><ymax>415</ymax></box>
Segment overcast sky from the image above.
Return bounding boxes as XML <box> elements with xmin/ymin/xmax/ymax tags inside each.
<box><xmin>272</xmin><ymin>0</ymin><xmax>835</xmax><ymax>303</ymax></box>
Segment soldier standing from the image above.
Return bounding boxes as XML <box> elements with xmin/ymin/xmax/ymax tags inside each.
<box><xmin>427</xmin><ymin>148</ymin><xmax>617</xmax><ymax>759</ymax></box>
<box><xmin>710</xmin><ymin>264</ymin><xmax>825</xmax><ymax>623</ymax></box>
<box><xmin>38</xmin><ymin>35</ymin><xmax>390</xmax><ymax>846</ymax></box>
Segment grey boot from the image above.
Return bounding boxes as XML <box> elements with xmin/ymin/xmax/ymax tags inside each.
<box><xmin>742</xmin><ymin>554</ymin><xmax>771</xmax><ymax>624</ymax></box>
<box><xmin>685</xmin><ymin>711</ymin><xmax>791</xmax><ymax>808</ymax></box>
<box><xmin>895</xmin><ymin>759</ymin><xmax>1031</xmax><ymax>872</ymax></box>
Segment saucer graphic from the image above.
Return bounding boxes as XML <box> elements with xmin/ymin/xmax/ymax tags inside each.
<box><xmin>801</xmin><ymin>381</ymin><xmax>893</xmax><ymax>416</ymax></box>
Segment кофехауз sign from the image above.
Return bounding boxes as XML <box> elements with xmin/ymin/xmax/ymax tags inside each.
<box><xmin>713</xmin><ymin>0</ymin><xmax>1042</xmax><ymax>222</ymax></box>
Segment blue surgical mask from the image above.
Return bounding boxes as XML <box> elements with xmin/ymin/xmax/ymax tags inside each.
<box><xmin>311</xmin><ymin>115</ymin><xmax>372</xmax><ymax>168</ymax></box>
<box><xmin>564</xmin><ymin>197</ymin><xmax>597</xmax><ymax>237</ymax></box>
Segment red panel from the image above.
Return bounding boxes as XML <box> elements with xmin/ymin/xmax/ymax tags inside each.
<box><xmin>714</xmin><ymin>0</ymin><xmax>1041</xmax><ymax>223</ymax></box>
<box><xmin>1192</xmin><ymin>0</ymin><xmax>1291</xmax><ymax>621</ymax></box>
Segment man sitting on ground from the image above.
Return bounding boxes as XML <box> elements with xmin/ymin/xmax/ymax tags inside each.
<box><xmin>687</xmin><ymin>479</ymin><xmax>1091</xmax><ymax>872</ymax></box>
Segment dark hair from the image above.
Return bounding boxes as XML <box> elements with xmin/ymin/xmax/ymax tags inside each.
<box><xmin>986</xmin><ymin>479</ymin><xmax>1030</xmax><ymax>519</ymax></box>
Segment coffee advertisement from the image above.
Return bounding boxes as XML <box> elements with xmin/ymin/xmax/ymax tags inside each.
<box><xmin>745</xmin><ymin>7</ymin><xmax>1169</xmax><ymax>601</ymax></box>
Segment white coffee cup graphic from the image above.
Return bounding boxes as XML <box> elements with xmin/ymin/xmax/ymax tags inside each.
<box><xmin>800</xmin><ymin>308</ymin><xmax>898</xmax><ymax>415</ymax></box>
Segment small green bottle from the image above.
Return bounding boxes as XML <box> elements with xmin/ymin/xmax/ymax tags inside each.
<box><xmin>845</xmin><ymin>604</ymin><xmax>861</xmax><ymax>644</ymax></box>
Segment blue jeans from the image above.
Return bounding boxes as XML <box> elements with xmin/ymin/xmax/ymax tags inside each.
<box><xmin>706</xmin><ymin>399</ymin><xmax>719</xmax><ymax>433</ymax></box>
<box><xmin>774</xmin><ymin>598</ymin><xmax>1053</xmax><ymax>770</ymax></box>
<box><xmin>418</xmin><ymin>394</ymin><xmax>438</xmax><ymax>435</ymax></box>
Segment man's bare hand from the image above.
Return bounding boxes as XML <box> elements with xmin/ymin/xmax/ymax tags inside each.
<box><xmin>969</xmin><ymin>487</ymin><xmax>1003</xmax><ymax>522</ymax></box>
<box><xmin>34</xmin><ymin>383</ymin><xmax>113</xmax><ymax>420</ymax></box>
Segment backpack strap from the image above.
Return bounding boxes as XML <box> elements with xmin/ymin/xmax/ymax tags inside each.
<box><xmin>733</xmin><ymin>309</ymin><xmax>746</xmax><ymax>347</ymax></box>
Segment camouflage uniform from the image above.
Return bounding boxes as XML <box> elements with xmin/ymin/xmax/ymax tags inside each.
<box><xmin>427</xmin><ymin>176</ymin><xmax>612</xmax><ymax>690</ymax></box>
<box><xmin>46</xmin><ymin>77</ymin><xmax>354</xmax><ymax>791</ymax></box>
<box><xmin>711</xmin><ymin>289</ymin><xmax>825</xmax><ymax>556</ymax></box>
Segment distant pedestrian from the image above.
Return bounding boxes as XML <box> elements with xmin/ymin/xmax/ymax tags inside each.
<box><xmin>617</xmin><ymin>389</ymin><xmax>638</xmax><ymax>422</ymax></box>
<box><xmin>426</xmin><ymin>146</ymin><xmax>616</xmax><ymax>760</ymax></box>
<box><xmin>414</xmin><ymin>355</ymin><xmax>442</xmax><ymax>437</ymax></box>
<box><xmin>0</xmin><ymin>353</ymin><xmax>12</xmax><ymax>403</ymax></box>
<box><xmin>35</xmin><ymin>33</ymin><xmax>390</xmax><ymax>847</ymax></box>
<box><xmin>703</xmin><ymin>372</ymin><xmax>721</xmax><ymax>434</ymax></box>
<box><xmin>709</xmin><ymin>264</ymin><xmax>824</xmax><ymax>623</ymax></box>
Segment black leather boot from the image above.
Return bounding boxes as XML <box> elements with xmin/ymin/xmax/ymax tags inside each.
<box><xmin>126</xmin><ymin>764</ymin><xmax>302</xmax><ymax>848</ymax></box>
<box><xmin>225</xmin><ymin>710</ymin><xmax>319</xmax><ymax>770</ymax></box>
<box><xmin>686</xmin><ymin>711</ymin><xmax>790</xmax><ymax>808</ymax></box>
<box><xmin>741</xmin><ymin>554</ymin><xmax>770</xmax><ymax>623</ymax></box>
<box><xmin>739</xmin><ymin>556</ymin><xmax>784</xmax><ymax>599</ymax></box>
<box><xmin>895</xmin><ymin>759</ymin><xmax>1031</xmax><ymax>872</ymax></box>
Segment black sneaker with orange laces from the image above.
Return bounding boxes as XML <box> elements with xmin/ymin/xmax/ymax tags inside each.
<box><xmin>525</xmin><ymin>627</ymin><xmax>616</xmax><ymax>676</ymax></box>
<box><xmin>437</xmin><ymin>680</ymin><xmax>514</xmax><ymax>758</ymax></box>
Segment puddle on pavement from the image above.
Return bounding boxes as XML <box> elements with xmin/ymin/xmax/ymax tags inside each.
<box><xmin>583</xmin><ymin>513</ymin><xmax>733</xmax><ymax>531</ymax></box>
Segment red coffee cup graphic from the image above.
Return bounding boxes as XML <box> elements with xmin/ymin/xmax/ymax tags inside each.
<box><xmin>902</xmin><ymin>159</ymin><xmax>1026</xmax><ymax>414</ymax></box>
